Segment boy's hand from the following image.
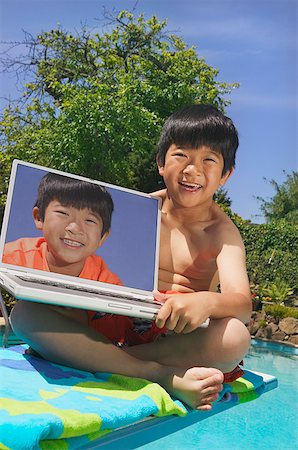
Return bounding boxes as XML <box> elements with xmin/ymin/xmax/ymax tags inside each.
<box><xmin>154</xmin><ymin>290</ymin><xmax>210</xmax><ymax>334</ymax></box>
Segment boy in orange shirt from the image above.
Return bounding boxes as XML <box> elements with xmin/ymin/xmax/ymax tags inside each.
<box><xmin>3</xmin><ymin>173</ymin><xmax>121</xmax><ymax>282</ymax></box>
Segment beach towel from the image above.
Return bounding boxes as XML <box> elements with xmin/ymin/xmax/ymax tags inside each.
<box><xmin>0</xmin><ymin>345</ymin><xmax>266</xmax><ymax>450</ymax></box>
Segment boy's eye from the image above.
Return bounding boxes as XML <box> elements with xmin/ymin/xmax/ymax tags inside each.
<box><xmin>173</xmin><ymin>152</ymin><xmax>187</xmax><ymax>158</ymax></box>
<box><xmin>55</xmin><ymin>209</ymin><xmax>68</xmax><ymax>216</ymax></box>
<box><xmin>85</xmin><ymin>214</ymin><xmax>101</xmax><ymax>225</ymax></box>
<box><xmin>204</xmin><ymin>155</ymin><xmax>219</xmax><ymax>163</ymax></box>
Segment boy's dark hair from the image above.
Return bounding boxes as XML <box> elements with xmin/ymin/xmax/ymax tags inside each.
<box><xmin>156</xmin><ymin>104</ymin><xmax>239</xmax><ymax>175</ymax></box>
<box><xmin>35</xmin><ymin>173</ymin><xmax>114</xmax><ymax>236</ymax></box>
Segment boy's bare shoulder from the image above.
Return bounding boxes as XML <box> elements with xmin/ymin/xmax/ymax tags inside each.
<box><xmin>212</xmin><ymin>203</ymin><xmax>244</xmax><ymax>246</ymax></box>
<box><xmin>150</xmin><ymin>189</ymin><xmax>167</xmax><ymax>201</ymax></box>
<box><xmin>213</xmin><ymin>203</ymin><xmax>235</xmax><ymax>226</ymax></box>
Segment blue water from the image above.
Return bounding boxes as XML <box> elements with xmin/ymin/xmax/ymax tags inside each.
<box><xmin>140</xmin><ymin>341</ymin><xmax>298</xmax><ymax>450</ymax></box>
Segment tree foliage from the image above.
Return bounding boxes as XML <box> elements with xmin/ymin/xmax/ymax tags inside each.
<box><xmin>0</xmin><ymin>9</ymin><xmax>237</xmax><ymax>210</ymax></box>
<box><xmin>214</xmin><ymin>186</ymin><xmax>232</xmax><ymax>208</ymax></box>
<box><xmin>257</xmin><ymin>171</ymin><xmax>298</xmax><ymax>225</ymax></box>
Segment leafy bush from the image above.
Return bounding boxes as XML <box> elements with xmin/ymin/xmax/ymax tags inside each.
<box><xmin>264</xmin><ymin>304</ymin><xmax>298</xmax><ymax>320</ymax></box>
<box><xmin>258</xmin><ymin>319</ymin><xmax>267</xmax><ymax>328</ymax></box>
<box><xmin>232</xmin><ymin>217</ymin><xmax>298</xmax><ymax>295</ymax></box>
<box><xmin>260</xmin><ymin>278</ymin><xmax>294</xmax><ymax>305</ymax></box>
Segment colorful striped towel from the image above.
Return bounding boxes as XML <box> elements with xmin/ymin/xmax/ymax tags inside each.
<box><xmin>0</xmin><ymin>345</ymin><xmax>265</xmax><ymax>449</ymax></box>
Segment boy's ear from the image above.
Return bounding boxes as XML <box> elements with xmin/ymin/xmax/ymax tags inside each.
<box><xmin>156</xmin><ymin>156</ymin><xmax>164</xmax><ymax>177</ymax></box>
<box><xmin>32</xmin><ymin>207</ymin><xmax>44</xmax><ymax>231</ymax></box>
<box><xmin>98</xmin><ymin>231</ymin><xmax>110</xmax><ymax>247</ymax></box>
<box><xmin>219</xmin><ymin>167</ymin><xmax>234</xmax><ymax>186</ymax></box>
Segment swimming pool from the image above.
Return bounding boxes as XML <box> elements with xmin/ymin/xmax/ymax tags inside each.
<box><xmin>140</xmin><ymin>340</ymin><xmax>298</xmax><ymax>450</ymax></box>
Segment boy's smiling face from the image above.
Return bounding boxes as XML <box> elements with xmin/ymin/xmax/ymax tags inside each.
<box><xmin>33</xmin><ymin>201</ymin><xmax>108</xmax><ymax>276</ymax></box>
<box><xmin>157</xmin><ymin>144</ymin><xmax>233</xmax><ymax>209</ymax></box>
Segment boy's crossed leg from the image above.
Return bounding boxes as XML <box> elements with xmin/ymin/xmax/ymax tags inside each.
<box><xmin>11</xmin><ymin>300</ymin><xmax>249</xmax><ymax>410</ymax></box>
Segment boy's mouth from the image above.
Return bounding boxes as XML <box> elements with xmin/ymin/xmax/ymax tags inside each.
<box><xmin>62</xmin><ymin>238</ymin><xmax>84</xmax><ymax>248</ymax></box>
<box><xmin>179</xmin><ymin>181</ymin><xmax>202</xmax><ymax>192</ymax></box>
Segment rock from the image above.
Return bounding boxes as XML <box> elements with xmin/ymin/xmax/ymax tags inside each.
<box><xmin>278</xmin><ymin>317</ymin><xmax>298</xmax><ymax>335</ymax></box>
<box><xmin>288</xmin><ymin>335</ymin><xmax>298</xmax><ymax>345</ymax></box>
<box><xmin>268</xmin><ymin>323</ymin><xmax>279</xmax><ymax>334</ymax></box>
<box><xmin>271</xmin><ymin>331</ymin><xmax>286</xmax><ymax>341</ymax></box>
<box><xmin>247</xmin><ymin>320</ymin><xmax>260</xmax><ymax>335</ymax></box>
<box><xmin>255</xmin><ymin>325</ymin><xmax>272</xmax><ymax>339</ymax></box>
<box><xmin>256</xmin><ymin>311</ymin><xmax>266</xmax><ymax>321</ymax></box>
<box><xmin>247</xmin><ymin>311</ymin><xmax>298</xmax><ymax>347</ymax></box>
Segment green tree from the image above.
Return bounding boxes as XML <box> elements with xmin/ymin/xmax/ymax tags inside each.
<box><xmin>257</xmin><ymin>171</ymin><xmax>298</xmax><ymax>225</ymax></box>
<box><xmin>0</xmin><ymin>9</ymin><xmax>238</xmax><ymax>210</ymax></box>
<box><xmin>214</xmin><ymin>186</ymin><xmax>232</xmax><ymax>208</ymax></box>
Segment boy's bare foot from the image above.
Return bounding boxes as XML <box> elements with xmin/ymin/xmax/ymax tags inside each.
<box><xmin>161</xmin><ymin>366</ymin><xmax>224</xmax><ymax>410</ymax></box>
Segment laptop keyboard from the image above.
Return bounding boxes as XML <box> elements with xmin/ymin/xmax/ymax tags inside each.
<box><xmin>16</xmin><ymin>274</ymin><xmax>154</xmax><ymax>304</ymax></box>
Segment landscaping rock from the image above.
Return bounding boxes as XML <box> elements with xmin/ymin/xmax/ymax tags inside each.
<box><xmin>247</xmin><ymin>312</ymin><xmax>298</xmax><ymax>347</ymax></box>
<box><xmin>278</xmin><ymin>317</ymin><xmax>298</xmax><ymax>335</ymax></box>
<box><xmin>247</xmin><ymin>320</ymin><xmax>260</xmax><ymax>335</ymax></box>
<box><xmin>268</xmin><ymin>323</ymin><xmax>279</xmax><ymax>334</ymax></box>
<box><xmin>271</xmin><ymin>331</ymin><xmax>286</xmax><ymax>342</ymax></box>
<box><xmin>255</xmin><ymin>325</ymin><xmax>272</xmax><ymax>340</ymax></box>
<box><xmin>288</xmin><ymin>335</ymin><xmax>298</xmax><ymax>345</ymax></box>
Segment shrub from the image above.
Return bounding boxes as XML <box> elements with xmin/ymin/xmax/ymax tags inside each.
<box><xmin>260</xmin><ymin>279</ymin><xmax>294</xmax><ymax>305</ymax></box>
<box><xmin>258</xmin><ymin>319</ymin><xmax>267</xmax><ymax>328</ymax></box>
<box><xmin>232</xmin><ymin>216</ymin><xmax>298</xmax><ymax>294</ymax></box>
<box><xmin>264</xmin><ymin>304</ymin><xmax>298</xmax><ymax>320</ymax></box>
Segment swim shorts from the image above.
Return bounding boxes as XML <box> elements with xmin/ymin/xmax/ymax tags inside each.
<box><xmin>87</xmin><ymin>290</ymin><xmax>178</xmax><ymax>347</ymax></box>
<box><xmin>87</xmin><ymin>311</ymin><xmax>167</xmax><ymax>347</ymax></box>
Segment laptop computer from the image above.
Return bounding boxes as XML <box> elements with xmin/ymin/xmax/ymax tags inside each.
<box><xmin>0</xmin><ymin>160</ymin><xmax>209</xmax><ymax>327</ymax></box>
<box><xmin>0</xmin><ymin>159</ymin><xmax>165</xmax><ymax>320</ymax></box>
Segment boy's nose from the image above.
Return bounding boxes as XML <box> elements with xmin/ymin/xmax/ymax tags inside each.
<box><xmin>183</xmin><ymin>164</ymin><xmax>200</xmax><ymax>175</ymax></box>
<box><xmin>65</xmin><ymin>221</ymin><xmax>84</xmax><ymax>234</ymax></box>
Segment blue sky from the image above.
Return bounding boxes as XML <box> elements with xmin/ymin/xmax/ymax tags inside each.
<box><xmin>0</xmin><ymin>0</ymin><xmax>297</xmax><ymax>222</ymax></box>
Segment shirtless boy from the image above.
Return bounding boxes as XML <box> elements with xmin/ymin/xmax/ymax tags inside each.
<box><xmin>10</xmin><ymin>104</ymin><xmax>252</xmax><ymax>411</ymax></box>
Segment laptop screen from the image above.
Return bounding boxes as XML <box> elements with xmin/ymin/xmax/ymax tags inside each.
<box><xmin>0</xmin><ymin>161</ymin><xmax>160</xmax><ymax>292</ymax></box>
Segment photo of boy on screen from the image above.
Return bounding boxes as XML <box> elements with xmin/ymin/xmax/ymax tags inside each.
<box><xmin>3</xmin><ymin>172</ymin><xmax>122</xmax><ymax>286</ymax></box>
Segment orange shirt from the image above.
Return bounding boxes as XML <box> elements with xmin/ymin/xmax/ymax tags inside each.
<box><xmin>3</xmin><ymin>237</ymin><xmax>122</xmax><ymax>285</ymax></box>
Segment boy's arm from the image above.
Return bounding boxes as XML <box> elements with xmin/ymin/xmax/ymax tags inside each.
<box><xmin>155</xmin><ymin>228</ymin><xmax>252</xmax><ymax>333</ymax></box>
<box><xmin>206</xmin><ymin>240</ymin><xmax>252</xmax><ymax>323</ymax></box>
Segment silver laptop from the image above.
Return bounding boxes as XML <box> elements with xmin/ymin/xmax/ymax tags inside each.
<box><xmin>0</xmin><ymin>160</ymin><xmax>163</xmax><ymax>320</ymax></box>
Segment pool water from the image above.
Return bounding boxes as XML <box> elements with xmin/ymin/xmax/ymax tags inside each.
<box><xmin>140</xmin><ymin>341</ymin><xmax>298</xmax><ymax>450</ymax></box>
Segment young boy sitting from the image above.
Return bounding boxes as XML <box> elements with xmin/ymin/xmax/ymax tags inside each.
<box><xmin>10</xmin><ymin>104</ymin><xmax>252</xmax><ymax>411</ymax></box>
